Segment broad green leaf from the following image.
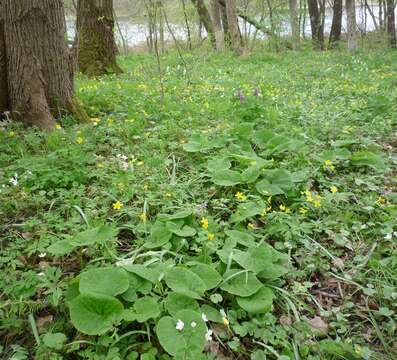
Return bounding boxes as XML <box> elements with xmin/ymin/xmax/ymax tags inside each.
<box><xmin>72</xmin><ymin>225</ymin><xmax>118</xmax><ymax>246</ymax></box>
<box><xmin>79</xmin><ymin>267</ymin><xmax>129</xmax><ymax>297</ymax></box>
<box><xmin>165</xmin><ymin>267</ymin><xmax>207</xmax><ymax>299</ymax></box>
<box><xmin>156</xmin><ymin>310</ymin><xmax>206</xmax><ymax>356</ymax></box>
<box><xmin>318</xmin><ymin>148</ymin><xmax>351</xmax><ymax>161</ymax></box>
<box><xmin>165</xmin><ymin>292</ymin><xmax>200</xmax><ymax>316</ymax></box>
<box><xmin>122</xmin><ymin>264</ymin><xmax>163</xmax><ymax>283</ymax></box>
<box><xmin>252</xmin><ymin>129</ymin><xmax>275</xmax><ymax>148</ymax></box>
<box><xmin>144</xmin><ymin>221</ymin><xmax>173</xmax><ymax>249</ymax></box>
<box><xmin>189</xmin><ymin>263</ymin><xmax>222</xmax><ymax>290</ymax></box>
<box><xmin>220</xmin><ymin>269</ymin><xmax>262</xmax><ymax>297</ymax></box>
<box><xmin>206</xmin><ymin>157</ymin><xmax>231</xmax><ymax>173</ymax></box>
<box><xmin>255</xmin><ymin>169</ymin><xmax>293</xmax><ymax>196</ymax></box>
<box><xmin>183</xmin><ymin>133</ymin><xmax>210</xmax><ymax>153</ymax></box>
<box><xmin>201</xmin><ymin>304</ymin><xmax>223</xmax><ymax>323</ymax></box>
<box><xmin>258</xmin><ymin>263</ymin><xmax>289</xmax><ymax>280</ymax></box>
<box><xmin>210</xmin><ymin>169</ymin><xmax>241</xmax><ymax>186</ymax></box>
<box><xmin>47</xmin><ymin>240</ymin><xmax>75</xmax><ymax>256</ymax></box>
<box><xmin>43</xmin><ymin>332</ymin><xmax>67</xmax><ymax>350</ymax></box>
<box><xmin>69</xmin><ymin>293</ymin><xmax>123</xmax><ymax>335</ymax></box>
<box><xmin>233</xmin><ymin>246</ymin><xmax>273</xmax><ymax>273</ymax></box>
<box><xmin>134</xmin><ymin>296</ymin><xmax>161</xmax><ymax>322</ymax></box>
<box><xmin>241</xmin><ymin>166</ymin><xmax>261</xmax><ymax>183</ymax></box>
<box><xmin>236</xmin><ymin>286</ymin><xmax>274</xmax><ymax>313</ymax></box>
<box><xmin>351</xmin><ymin>151</ymin><xmax>387</xmax><ymax>172</ymax></box>
<box><xmin>157</xmin><ymin>210</ymin><xmax>192</xmax><ymax>222</ymax></box>
<box><xmin>166</xmin><ymin>221</ymin><xmax>196</xmax><ymax>237</ymax></box>
<box><xmin>225</xmin><ymin>230</ymin><xmax>255</xmax><ymax>247</ymax></box>
<box><xmin>230</xmin><ymin>201</ymin><xmax>263</xmax><ymax>223</ymax></box>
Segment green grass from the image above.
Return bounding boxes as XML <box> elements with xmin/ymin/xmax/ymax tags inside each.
<box><xmin>0</xmin><ymin>48</ymin><xmax>396</xmax><ymax>360</ymax></box>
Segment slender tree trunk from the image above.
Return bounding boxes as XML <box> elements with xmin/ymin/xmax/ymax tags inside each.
<box><xmin>76</xmin><ymin>0</ymin><xmax>122</xmax><ymax>76</ymax></box>
<box><xmin>308</xmin><ymin>0</ymin><xmax>324</xmax><ymax>49</ymax></box>
<box><xmin>346</xmin><ymin>0</ymin><xmax>357</xmax><ymax>50</ymax></box>
<box><xmin>211</xmin><ymin>0</ymin><xmax>224</xmax><ymax>50</ymax></box>
<box><xmin>220</xmin><ymin>2</ymin><xmax>231</xmax><ymax>46</ymax></box>
<box><xmin>364</xmin><ymin>0</ymin><xmax>378</xmax><ymax>30</ymax></box>
<box><xmin>289</xmin><ymin>0</ymin><xmax>300</xmax><ymax>49</ymax></box>
<box><xmin>0</xmin><ymin>11</ymin><xmax>8</xmax><ymax>115</ymax></box>
<box><xmin>225</xmin><ymin>0</ymin><xmax>244</xmax><ymax>54</ymax></box>
<box><xmin>386</xmin><ymin>0</ymin><xmax>396</xmax><ymax>47</ymax></box>
<box><xmin>329</xmin><ymin>0</ymin><xmax>343</xmax><ymax>47</ymax></box>
<box><xmin>379</xmin><ymin>0</ymin><xmax>384</xmax><ymax>30</ymax></box>
<box><xmin>191</xmin><ymin>0</ymin><xmax>216</xmax><ymax>48</ymax></box>
<box><xmin>1</xmin><ymin>0</ymin><xmax>86</xmax><ymax>130</ymax></box>
<box><xmin>181</xmin><ymin>0</ymin><xmax>192</xmax><ymax>50</ymax></box>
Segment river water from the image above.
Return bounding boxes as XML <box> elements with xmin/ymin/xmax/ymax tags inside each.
<box><xmin>66</xmin><ymin>6</ymin><xmax>394</xmax><ymax>48</ymax></box>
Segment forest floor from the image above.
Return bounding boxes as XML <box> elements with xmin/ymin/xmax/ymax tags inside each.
<box><xmin>0</xmin><ymin>49</ymin><xmax>396</xmax><ymax>360</ymax></box>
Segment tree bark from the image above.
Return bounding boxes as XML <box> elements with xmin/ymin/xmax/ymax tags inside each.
<box><xmin>225</xmin><ymin>0</ymin><xmax>244</xmax><ymax>54</ymax></box>
<box><xmin>386</xmin><ymin>0</ymin><xmax>396</xmax><ymax>47</ymax></box>
<box><xmin>211</xmin><ymin>0</ymin><xmax>224</xmax><ymax>50</ymax></box>
<box><xmin>308</xmin><ymin>0</ymin><xmax>324</xmax><ymax>49</ymax></box>
<box><xmin>1</xmin><ymin>0</ymin><xmax>86</xmax><ymax>130</ymax></box>
<box><xmin>76</xmin><ymin>0</ymin><xmax>122</xmax><ymax>76</ymax></box>
<box><xmin>0</xmin><ymin>9</ymin><xmax>8</xmax><ymax>115</ymax></box>
<box><xmin>346</xmin><ymin>0</ymin><xmax>357</xmax><ymax>50</ymax></box>
<box><xmin>191</xmin><ymin>0</ymin><xmax>216</xmax><ymax>48</ymax></box>
<box><xmin>289</xmin><ymin>0</ymin><xmax>300</xmax><ymax>49</ymax></box>
<box><xmin>329</xmin><ymin>0</ymin><xmax>343</xmax><ymax>47</ymax></box>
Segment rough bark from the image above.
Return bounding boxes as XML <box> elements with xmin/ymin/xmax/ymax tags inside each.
<box><xmin>76</xmin><ymin>0</ymin><xmax>122</xmax><ymax>76</ymax></box>
<box><xmin>289</xmin><ymin>0</ymin><xmax>300</xmax><ymax>49</ymax></box>
<box><xmin>328</xmin><ymin>0</ymin><xmax>342</xmax><ymax>47</ymax></box>
<box><xmin>0</xmin><ymin>6</ymin><xmax>8</xmax><ymax>115</ymax></box>
<box><xmin>346</xmin><ymin>0</ymin><xmax>357</xmax><ymax>50</ymax></box>
<box><xmin>386</xmin><ymin>0</ymin><xmax>396</xmax><ymax>47</ymax></box>
<box><xmin>308</xmin><ymin>0</ymin><xmax>324</xmax><ymax>49</ymax></box>
<box><xmin>2</xmin><ymin>0</ymin><xmax>86</xmax><ymax>130</ymax></box>
<box><xmin>225</xmin><ymin>0</ymin><xmax>244</xmax><ymax>54</ymax></box>
<box><xmin>211</xmin><ymin>0</ymin><xmax>224</xmax><ymax>50</ymax></box>
<box><xmin>191</xmin><ymin>0</ymin><xmax>216</xmax><ymax>48</ymax></box>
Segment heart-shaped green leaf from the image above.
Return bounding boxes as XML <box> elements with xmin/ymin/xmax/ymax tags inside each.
<box><xmin>236</xmin><ymin>286</ymin><xmax>274</xmax><ymax>313</ymax></box>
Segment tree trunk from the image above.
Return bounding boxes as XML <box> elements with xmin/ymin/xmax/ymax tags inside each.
<box><xmin>386</xmin><ymin>0</ymin><xmax>396</xmax><ymax>47</ymax></box>
<box><xmin>308</xmin><ymin>0</ymin><xmax>324</xmax><ymax>49</ymax></box>
<box><xmin>225</xmin><ymin>0</ymin><xmax>244</xmax><ymax>54</ymax></box>
<box><xmin>1</xmin><ymin>0</ymin><xmax>86</xmax><ymax>130</ymax></box>
<box><xmin>220</xmin><ymin>2</ymin><xmax>231</xmax><ymax>46</ymax></box>
<box><xmin>346</xmin><ymin>0</ymin><xmax>357</xmax><ymax>50</ymax></box>
<box><xmin>76</xmin><ymin>0</ymin><xmax>122</xmax><ymax>76</ymax></box>
<box><xmin>289</xmin><ymin>0</ymin><xmax>300</xmax><ymax>49</ymax></box>
<box><xmin>0</xmin><ymin>11</ymin><xmax>8</xmax><ymax>115</ymax></box>
<box><xmin>191</xmin><ymin>0</ymin><xmax>216</xmax><ymax>48</ymax></box>
<box><xmin>211</xmin><ymin>0</ymin><xmax>224</xmax><ymax>50</ymax></box>
<box><xmin>329</xmin><ymin>0</ymin><xmax>343</xmax><ymax>47</ymax></box>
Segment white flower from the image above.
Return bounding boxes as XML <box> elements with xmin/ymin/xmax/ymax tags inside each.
<box><xmin>120</xmin><ymin>161</ymin><xmax>129</xmax><ymax>171</ymax></box>
<box><xmin>38</xmin><ymin>253</ymin><xmax>46</xmax><ymax>258</ymax></box>
<box><xmin>9</xmin><ymin>173</ymin><xmax>18</xmax><ymax>186</ymax></box>
<box><xmin>117</xmin><ymin>154</ymin><xmax>128</xmax><ymax>161</ymax></box>
<box><xmin>361</xmin><ymin>224</ymin><xmax>368</xmax><ymax>229</ymax></box>
<box><xmin>205</xmin><ymin>329</ymin><xmax>213</xmax><ymax>341</ymax></box>
<box><xmin>175</xmin><ymin>320</ymin><xmax>184</xmax><ymax>331</ymax></box>
<box><xmin>201</xmin><ymin>313</ymin><xmax>208</xmax><ymax>322</ymax></box>
<box><xmin>37</xmin><ymin>272</ymin><xmax>45</xmax><ymax>276</ymax></box>
<box><xmin>384</xmin><ymin>233</ymin><xmax>393</xmax><ymax>240</ymax></box>
<box><xmin>190</xmin><ymin>322</ymin><xmax>197</xmax><ymax>328</ymax></box>
<box><xmin>220</xmin><ymin>309</ymin><xmax>226</xmax><ymax>318</ymax></box>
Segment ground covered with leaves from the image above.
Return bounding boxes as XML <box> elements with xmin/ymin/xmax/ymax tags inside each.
<box><xmin>0</xmin><ymin>49</ymin><xmax>396</xmax><ymax>360</ymax></box>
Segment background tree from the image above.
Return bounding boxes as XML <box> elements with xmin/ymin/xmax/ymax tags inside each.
<box><xmin>225</xmin><ymin>0</ymin><xmax>244</xmax><ymax>54</ymax></box>
<box><xmin>308</xmin><ymin>0</ymin><xmax>324</xmax><ymax>49</ymax></box>
<box><xmin>386</xmin><ymin>0</ymin><xmax>396</xmax><ymax>47</ymax></box>
<box><xmin>289</xmin><ymin>0</ymin><xmax>300</xmax><ymax>49</ymax></box>
<box><xmin>76</xmin><ymin>0</ymin><xmax>122</xmax><ymax>76</ymax></box>
<box><xmin>328</xmin><ymin>0</ymin><xmax>343</xmax><ymax>47</ymax></box>
<box><xmin>0</xmin><ymin>0</ymin><xmax>85</xmax><ymax>130</ymax></box>
<box><xmin>191</xmin><ymin>0</ymin><xmax>216</xmax><ymax>48</ymax></box>
<box><xmin>346</xmin><ymin>0</ymin><xmax>357</xmax><ymax>50</ymax></box>
<box><xmin>211</xmin><ymin>0</ymin><xmax>224</xmax><ymax>50</ymax></box>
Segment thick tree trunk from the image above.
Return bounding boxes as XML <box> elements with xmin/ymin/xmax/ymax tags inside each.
<box><xmin>329</xmin><ymin>0</ymin><xmax>343</xmax><ymax>47</ymax></box>
<box><xmin>220</xmin><ymin>2</ymin><xmax>231</xmax><ymax>46</ymax></box>
<box><xmin>1</xmin><ymin>0</ymin><xmax>85</xmax><ymax>130</ymax></box>
<box><xmin>225</xmin><ymin>0</ymin><xmax>244</xmax><ymax>54</ymax></box>
<box><xmin>0</xmin><ymin>12</ymin><xmax>8</xmax><ymax>115</ymax></box>
<box><xmin>76</xmin><ymin>0</ymin><xmax>122</xmax><ymax>76</ymax></box>
<box><xmin>346</xmin><ymin>0</ymin><xmax>357</xmax><ymax>50</ymax></box>
<box><xmin>386</xmin><ymin>0</ymin><xmax>396</xmax><ymax>47</ymax></box>
<box><xmin>289</xmin><ymin>0</ymin><xmax>300</xmax><ymax>49</ymax></box>
<box><xmin>308</xmin><ymin>0</ymin><xmax>324</xmax><ymax>49</ymax></box>
<box><xmin>211</xmin><ymin>0</ymin><xmax>224</xmax><ymax>50</ymax></box>
<box><xmin>191</xmin><ymin>0</ymin><xmax>216</xmax><ymax>48</ymax></box>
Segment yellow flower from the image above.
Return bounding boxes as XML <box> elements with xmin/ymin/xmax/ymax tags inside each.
<box><xmin>136</xmin><ymin>161</ymin><xmax>144</xmax><ymax>166</ymax></box>
<box><xmin>279</xmin><ymin>204</ymin><xmax>286</xmax><ymax>211</ymax></box>
<box><xmin>299</xmin><ymin>207</ymin><xmax>307</xmax><ymax>214</ymax></box>
<box><xmin>377</xmin><ymin>196</ymin><xmax>386</xmax><ymax>205</ymax></box>
<box><xmin>112</xmin><ymin>201</ymin><xmax>123</xmax><ymax>210</ymax></box>
<box><xmin>302</xmin><ymin>190</ymin><xmax>314</xmax><ymax>203</ymax></box>
<box><xmin>313</xmin><ymin>195</ymin><xmax>322</xmax><ymax>208</ymax></box>
<box><xmin>143</xmin><ymin>184</ymin><xmax>149</xmax><ymax>191</ymax></box>
<box><xmin>9</xmin><ymin>131</ymin><xmax>15</xmax><ymax>137</ymax></box>
<box><xmin>330</xmin><ymin>186</ymin><xmax>338</xmax><ymax>193</ymax></box>
<box><xmin>139</xmin><ymin>212</ymin><xmax>147</xmax><ymax>222</ymax></box>
<box><xmin>107</xmin><ymin>117</ymin><xmax>114</xmax><ymax>125</ymax></box>
<box><xmin>235</xmin><ymin>192</ymin><xmax>247</xmax><ymax>201</ymax></box>
<box><xmin>222</xmin><ymin>317</ymin><xmax>229</xmax><ymax>326</ymax></box>
<box><xmin>76</xmin><ymin>137</ymin><xmax>84</xmax><ymax>144</ymax></box>
<box><xmin>247</xmin><ymin>222</ymin><xmax>255</xmax><ymax>230</ymax></box>
<box><xmin>207</xmin><ymin>233</ymin><xmax>214</xmax><ymax>241</ymax></box>
<box><xmin>279</xmin><ymin>204</ymin><xmax>291</xmax><ymax>213</ymax></box>
<box><xmin>55</xmin><ymin>124</ymin><xmax>62</xmax><ymax>130</ymax></box>
<box><xmin>323</xmin><ymin>159</ymin><xmax>335</xmax><ymax>172</ymax></box>
<box><xmin>261</xmin><ymin>206</ymin><xmax>272</xmax><ymax>216</ymax></box>
<box><xmin>200</xmin><ymin>217</ymin><xmax>209</xmax><ymax>230</ymax></box>
<box><xmin>165</xmin><ymin>192</ymin><xmax>172</xmax><ymax>197</ymax></box>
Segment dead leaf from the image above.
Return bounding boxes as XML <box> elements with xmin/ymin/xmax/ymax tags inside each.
<box><xmin>307</xmin><ymin>316</ymin><xmax>329</xmax><ymax>334</ymax></box>
<box><xmin>280</xmin><ymin>315</ymin><xmax>292</xmax><ymax>326</ymax></box>
<box><xmin>36</xmin><ymin>314</ymin><xmax>53</xmax><ymax>331</ymax></box>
